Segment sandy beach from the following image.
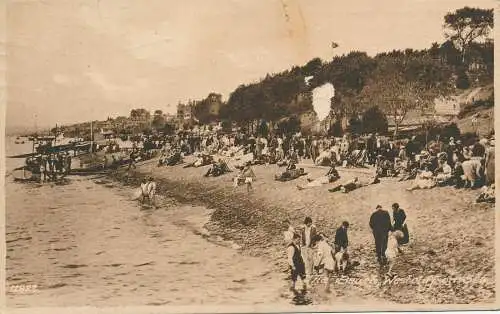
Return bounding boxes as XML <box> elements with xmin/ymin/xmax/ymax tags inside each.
<box><xmin>5</xmin><ymin>141</ymin><xmax>495</xmax><ymax>308</ymax></box>
<box><xmin>111</xmin><ymin>156</ymin><xmax>496</xmax><ymax>305</ymax></box>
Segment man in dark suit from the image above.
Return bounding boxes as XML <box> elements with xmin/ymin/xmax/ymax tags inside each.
<box><xmin>334</xmin><ymin>221</ymin><xmax>349</xmax><ymax>253</ymax></box>
<box><xmin>369</xmin><ymin>205</ymin><xmax>392</xmax><ymax>264</ymax></box>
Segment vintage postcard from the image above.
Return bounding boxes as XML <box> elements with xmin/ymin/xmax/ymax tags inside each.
<box><xmin>2</xmin><ymin>0</ymin><xmax>498</xmax><ymax>313</ymax></box>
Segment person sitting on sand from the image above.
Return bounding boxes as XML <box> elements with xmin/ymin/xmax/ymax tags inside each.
<box><xmin>476</xmin><ymin>184</ymin><xmax>495</xmax><ymax>203</ymax></box>
<box><xmin>435</xmin><ymin>158</ymin><xmax>453</xmax><ymax>186</ymax></box>
<box><xmin>184</xmin><ymin>154</ymin><xmax>213</xmax><ymax>168</ymax></box>
<box><xmin>328</xmin><ymin>175</ymin><xmax>380</xmax><ymax>193</ymax></box>
<box><xmin>314</xmin><ymin>149</ymin><xmax>336</xmax><ymax>167</ymax></box>
<box><xmin>297</xmin><ymin>165</ymin><xmax>340</xmax><ymax>190</ymax></box>
<box><xmin>204</xmin><ymin>159</ymin><xmax>232</xmax><ymax>177</ymax></box>
<box><xmin>275</xmin><ymin>160</ymin><xmax>306</xmax><ymax>182</ymax></box>
<box><xmin>406</xmin><ymin>165</ymin><xmax>436</xmax><ymax>191</ymax></box>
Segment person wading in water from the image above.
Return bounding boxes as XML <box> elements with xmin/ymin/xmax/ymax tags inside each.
<box><xmin>301</xmin><ymin>217</ymin><xmax>317</xmax><ymax>283</ymax></box>
<box><xmin>147</xmin><ymin>177</ymin><xmax>157</xmax><ymax>208</ymax></box>
<box><xmin>287</xmin><ymin>233</ymin><xmax>307</xmax><ymax>292</ymax></box>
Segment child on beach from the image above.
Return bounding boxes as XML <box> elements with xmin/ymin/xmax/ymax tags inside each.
<box><xmin>233</xmin><ymin>162</ymin><xmax>255</xmax><ymax>192</ymax></box>
<box><xmin>287</xmin><ymin>233</ymin><xmax>307</xmax><ymax>292</ymax></box>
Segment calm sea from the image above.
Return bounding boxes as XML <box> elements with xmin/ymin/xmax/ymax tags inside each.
<box><xmin>5</xmin><ymin>136</ymin><xmax>285</xmax><ymax>307</ymax></box>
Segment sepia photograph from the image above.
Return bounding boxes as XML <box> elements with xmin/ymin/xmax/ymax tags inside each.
<box><xmin>3</xmin><ymin>0</ymin><xmax>498</xmax><ymax>312</ymax></box>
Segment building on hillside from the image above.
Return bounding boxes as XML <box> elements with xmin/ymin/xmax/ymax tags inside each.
<box><xmin>164</xmin><ymin>113</ymin><xmax>176</xmax><ymax>122</ymax></box>
<box><xmin>387</xmin><ymin>110</ymin><xmax>452</xmax><ymax>136</ymax></box>
<box><xmin>207</xmin><ymin>93</ymin><xmax>223</xmax><ymax>116</ymax></box>
<box><xmin>177</xmin><ymin>101</ymin><xmax>195</xmax><ymax>121</ymax></box>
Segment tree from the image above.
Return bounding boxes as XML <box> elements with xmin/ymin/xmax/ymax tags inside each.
<box><xmin>163</xmin><ymin>123</ymin><xmax>176</xmax><ymax>135</ymax></box>
<box><xmin>303</xmin><ymin>57</ymin><xmax>322</xmax><ymax>76</ymax></box>
<box><xmin>277</xmin><ymin>116</ymin><xmax>301</xmax><ymax>135</ymax></box>
<box><xmin>360</xmin><ymin>55</ymin><xmax>452</xmax><ymax>138</ymax></box>
<box><xmin>444</xmin><ymin>7</ymin><xmax>494</xmax><ymax>63</ymax></box>
<box><xmin>347</xmin><ymin>116</ymin><xmax>363</xmax><ymax>135</ymax></box>
<box><xmin>362</xmin><ymin>106</ymin><xmax>388</xmax><ymax>134</ymax></box>
<box><xmin>152</xmin><ymin>114</ymin><xmax>166</xmax><ymax>130</ymax></box>
<box><xmin>455</xmin><ymin>66</ymin><xmax>470</xmax><ymax>89</ymax></box>
<box><xmin>257</xmin><ymin>120</ymin><xmax>269</xmax><ymax>137</ymax></box>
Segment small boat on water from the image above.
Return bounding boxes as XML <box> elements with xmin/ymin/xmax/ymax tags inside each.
<box><xmin>12</xmin><ymin>167</ymin><xmax>34</xmax><ymax>182</ymax></box>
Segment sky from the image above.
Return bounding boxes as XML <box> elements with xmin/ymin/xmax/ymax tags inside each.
<box><xmin>6</xmin><ymin>0</ymin><xmax>497</xmax><ymax>130</ymax></box>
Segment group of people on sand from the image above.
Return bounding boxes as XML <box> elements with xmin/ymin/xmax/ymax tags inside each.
<box><xmin>397</xmin><ymin>136</ymin><xmax>496</xmax><ymax>203</ymax></box>
<box><xmin>284</xmin><ymin>216</ymin><xmax>353</xmax><ymax>293</ymax></box>
<box><xmin>284</xmin><ymin>203</ymin><xmax>409</xmax><ymax>293</ymax></box>
<box><xmin>133</xmin><ymin>129</ymin><xmax>496</xmax><ymax>207</ymax></box>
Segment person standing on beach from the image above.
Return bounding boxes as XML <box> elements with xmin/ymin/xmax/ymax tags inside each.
<box><xmin>369</xmin><ymin>205</ymin><xmax>392</xmax><ymax>265</ymax></box>
<box><xmin>128</xmin><ymin>150</ymin><xmax>137</xmax><ymax>170</ymax></box>
<box><xmin>301</xmin><ymin>217</ymin><xmax>317</xmax><ymax>280</ymax></box>
<box><xmin>287</xmin><ymin>233</ymin><xmax>307</xmax><ymax>292</ymax></box>
<box><xmin>140</xmin><ymin>178</ymin><xmax>150</xmax><ymax>205</ymax></box>
<box><xmin>283</xmin><ymin>220</ymin><xmax>295</xmax><ymax>244</ymax></box>
<box><xmin>392</xmin><ymin>203</ymin><xmax>409</xmax><ymax>245</ymax></box>
<box><xmin>147</xmin><ymin>177</ymin><xmax>157</xmax><ymax>208</ymax></box>
<box><xmin>312</xmin><ymin>234</ymin><xmax>335</xmax><ymax>293</ymax></box>
<box><xmin>334</xmin><ymin>221</ymin><xmax>349</xmax><ymax>253</ymax></box>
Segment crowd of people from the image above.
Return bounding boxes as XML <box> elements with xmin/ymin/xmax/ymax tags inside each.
<box><xmin>25</xmin><ymin>152</ymin><xmax>72</xmax><ymax>182</ymax></box>
<box><xmin>149</xmin><ymin>130</ymin><xmax>494</xmax><ymax>201</ymax></box>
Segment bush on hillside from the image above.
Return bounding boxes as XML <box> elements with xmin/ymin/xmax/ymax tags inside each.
<box><xmin>361</xmin><ymin>106</ymin><xmax>389</xmax><ymax>134</ymax></box>
<box><xmin>456</xmin><ymin>67</ymin><xmax>471</xmax><ymax>89</ymax></box>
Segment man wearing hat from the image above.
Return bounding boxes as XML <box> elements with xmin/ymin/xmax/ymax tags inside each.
<box><xmin>369</xmin><ymin>205</ymin><xmax>392</xmax><ymax>264</ymax></box>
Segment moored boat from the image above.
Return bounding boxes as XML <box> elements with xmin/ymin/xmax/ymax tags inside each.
<box><xmin>12</xmin><ymin>167</ymin><xmax>34</xmax><ymax>182</ymax></box>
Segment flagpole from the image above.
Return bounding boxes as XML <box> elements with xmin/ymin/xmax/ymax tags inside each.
<box><xmin>90</xmin><ymin>121</ymin><xmax>93</xmax><ymax>153</ymax></box>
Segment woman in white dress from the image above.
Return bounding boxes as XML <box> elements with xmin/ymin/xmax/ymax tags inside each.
<box><xmin>312</xmin><ymin>234</ymin><xmax>335</xmax><ymax>292</ymax></box>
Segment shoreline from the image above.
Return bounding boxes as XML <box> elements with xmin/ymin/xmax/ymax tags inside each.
<box><xmin>108</xmin><ymin>157</ymin><xmax>495</xmax><ymax>305</ymax></box>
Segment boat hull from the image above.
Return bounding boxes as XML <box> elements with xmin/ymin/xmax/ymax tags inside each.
<box><xmin>12</xmin><ymin>168</ymin><xmax>34</xmax><ymax>181</ymax></box>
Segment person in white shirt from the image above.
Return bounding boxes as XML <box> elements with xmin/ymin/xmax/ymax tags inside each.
<box><xmin>312</xmin><ymin>234</ymin><xmax>335</xmax><ymax>292</ymax></box>
<box><xmin>147</xmin><ymin>177</ymin><xmax>157</xmax><ymax>208</ymax></box>
<box><xmin>283</xmin><ymin>219</ymin><xmax>295</xmax><ymax>244</ymax></box>
<box><xmin>140</xmin><ymin>178</ymin><xmax>149</xmax><ymax>204</ymax></box>
<box><xmin>300</xmin><ymin>217</ymin><xmax>317</xmax><ymax>281</ymax></box>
